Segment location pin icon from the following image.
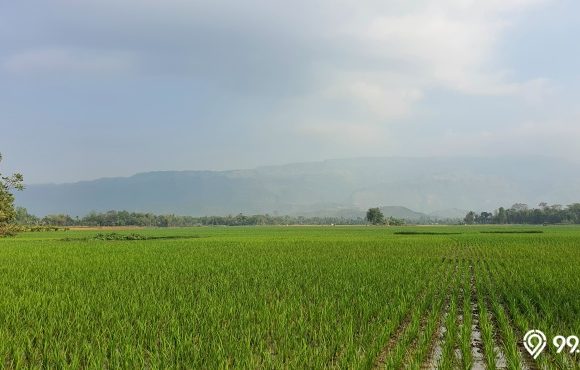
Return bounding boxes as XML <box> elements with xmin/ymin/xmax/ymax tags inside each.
<box><xmin>524</xmin><ymin>330</ymin><xmax>547</xmax><ymax>359</ymax></box>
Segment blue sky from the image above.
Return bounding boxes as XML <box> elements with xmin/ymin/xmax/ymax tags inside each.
<box><xmin>1</xmin><ymin>0</ymin><xmax>579</xmax><ymax>183</ymax></box>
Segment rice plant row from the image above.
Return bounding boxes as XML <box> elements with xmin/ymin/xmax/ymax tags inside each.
<box><xmin>0</xmin><ymin>226</ymin><xmax>578</xmax><ymax>368</ymax></box>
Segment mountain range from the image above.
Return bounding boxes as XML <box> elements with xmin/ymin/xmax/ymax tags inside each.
<box><xmin>15</xmin><ymin>157</ymin><xmax>580</xmax><ymax>218</ymax></box>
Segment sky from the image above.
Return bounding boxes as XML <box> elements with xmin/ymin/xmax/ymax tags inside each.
<box><xmin>1</xmin><ymin>0</ymin><xmax>580</xmax><ymax>184</ymax></box>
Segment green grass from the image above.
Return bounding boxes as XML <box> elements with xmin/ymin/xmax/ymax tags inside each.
<box><xmin>480</xmin><ymin>230</ymin><xmax>544</xmax><ymax>234</ymax></box>
<box><xmin>0</xmin><ymin>226</ymin><xmax>578</xmax><ymax>368</ymax></box>
<box><xmin>393</xmin><ymin>231</ymin><xmax>462</xmax><ymax>235</ymax></box>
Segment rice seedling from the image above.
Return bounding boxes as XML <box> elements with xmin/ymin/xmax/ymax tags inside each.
<box><xmin>0</xmin><ymin>225</ymin><xmax>577</xmax><ymax>368</ymax></box>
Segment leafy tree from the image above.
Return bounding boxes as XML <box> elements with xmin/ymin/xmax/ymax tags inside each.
<box><xmin>464</xmin><ymin>211</ymin><xmax>475</xmax><ymax>225</ymax></box>
<box><xmin>13</xmin><ymin>207</ymin><xmax>39</xmax><ymax>225</ymax></box>
<box><xmin>41</xmin><ymin>214</ymin><xmax>75</xmax><ymax>227</ymax></box>
<box><xmin>385</xmin><ymin>216</ymin><xmax>405</xmax><ymax>226</ymax></box>
<box><xmin>510</xmin><ymin>203</ymin><xmax>529</xmax><ymax>212</ymax></box>
<box><xmin>496</xmin><ymin>207</ymin><xmax>507</xmax><ymax>224</ymax></box>
<box><xmin>538</xmin><ymin>202</ymin><xmax>548</xmax><ymax>209</ymax></box>
<box><xmin>479</xmin><ymin>211</ymin><xmax>493</xmax><ymax>224</ymax></box>
<box><xmin>0</xmin><ymin>154</ymin><xmax>24</xmax><ymax>236</ymax></box>
<box><xmin>366</xmin><ymin>207</ymin><xmax>385</xmax><ymax>225</ymax></box>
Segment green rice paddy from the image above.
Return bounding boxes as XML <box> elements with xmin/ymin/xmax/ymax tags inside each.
<box><xmin>0</xmin><ymin>226</ymin><xmax>578</xmax><ymax>368</ymax></box>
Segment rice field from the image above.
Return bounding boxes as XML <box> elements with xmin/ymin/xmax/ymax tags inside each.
<box><xmin>0</xmin><ymin>226</ymin><xmax>578</xmax><ymax>369</ymax></box>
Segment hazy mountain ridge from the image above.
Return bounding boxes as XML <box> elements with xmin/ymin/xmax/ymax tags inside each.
<box><xmin>15</xmin><ymin>157</ymin><xmax>580</xmax><ymax>217</ymax></box>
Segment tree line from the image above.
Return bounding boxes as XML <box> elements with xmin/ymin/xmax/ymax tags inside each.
<box><xmin>13</xmin><ymin>208</ymin><xmax>368</xmax><ymax>227</ymax></box>
<box><xmin>464</xmin><ymin>203</ymin><xmax>580</xmax><ymax>225</ymax></box>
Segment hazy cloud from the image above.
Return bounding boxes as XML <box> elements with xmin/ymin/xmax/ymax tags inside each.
<box><xmin>0</xmin><ymin>0</ymin><xmax>578</xmax><ymax>183</ymax></box>
<box><xmin>3</xmin><ymin>48</ymin><xmax>135</xmax><ymax>74</ymax></box>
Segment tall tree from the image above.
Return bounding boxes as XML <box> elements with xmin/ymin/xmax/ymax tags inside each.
<box><xmin>464</xmin><ymin>211</ymin><xmax>475</xmax><ymax>225</ymax></box>
<box><xmin>0</xmin><ymin>154</ymin><xmax>24</xmax><ymax>236</ymax></box>
<box><xmin>366</xmin><ymin>207</ymin><xmax>385</xmax><ymax>225</ymax></box>
<box><xmin>496</xmin><ymin>207</ymin><xmax>507</xmax><ymax>224</ymax></box>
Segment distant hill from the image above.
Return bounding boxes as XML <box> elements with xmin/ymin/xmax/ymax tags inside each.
<box><xmin>380</xmin><ymin>206</ymin><xmax>427</xmax><ymax>221</ymax></box>
<box><xmin>428</xmin><ymin>208</ymin><xmax>470</xmax><ymax>220</ymax></box>
<box><xmin>15</xmin><ymin>157</ymin><xmax>580</xmax><ymax>217</ymax></box>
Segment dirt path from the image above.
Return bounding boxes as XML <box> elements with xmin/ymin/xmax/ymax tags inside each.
<box><xmin>469</xmin><ymin>263</ymin><xmax>487</xmax><ymax>370</ymax></box>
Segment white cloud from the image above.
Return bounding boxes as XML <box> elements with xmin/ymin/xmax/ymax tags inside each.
<box><xmin>345</xmin><ymin>0</ymin><xmax>548</xmax><ymax>96</ymax></box>
<box><xmin>272</xmin><ymin>0</ymin><xmax>552</xmax><ymax>144</ymax></box>
<box><xmin>2</xmin><ymin>0</ymin><xmax>567</xmax><ymax>164</ymax></box>
<box><xmin>414</xmin><ymin>119</ymin><xmax>580</xmax><ymax>158</ymax></box>
<box><xmin>320</xmin><ymin>75</ymin><xmax>423</xmax><ymax>120</ymax></box>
